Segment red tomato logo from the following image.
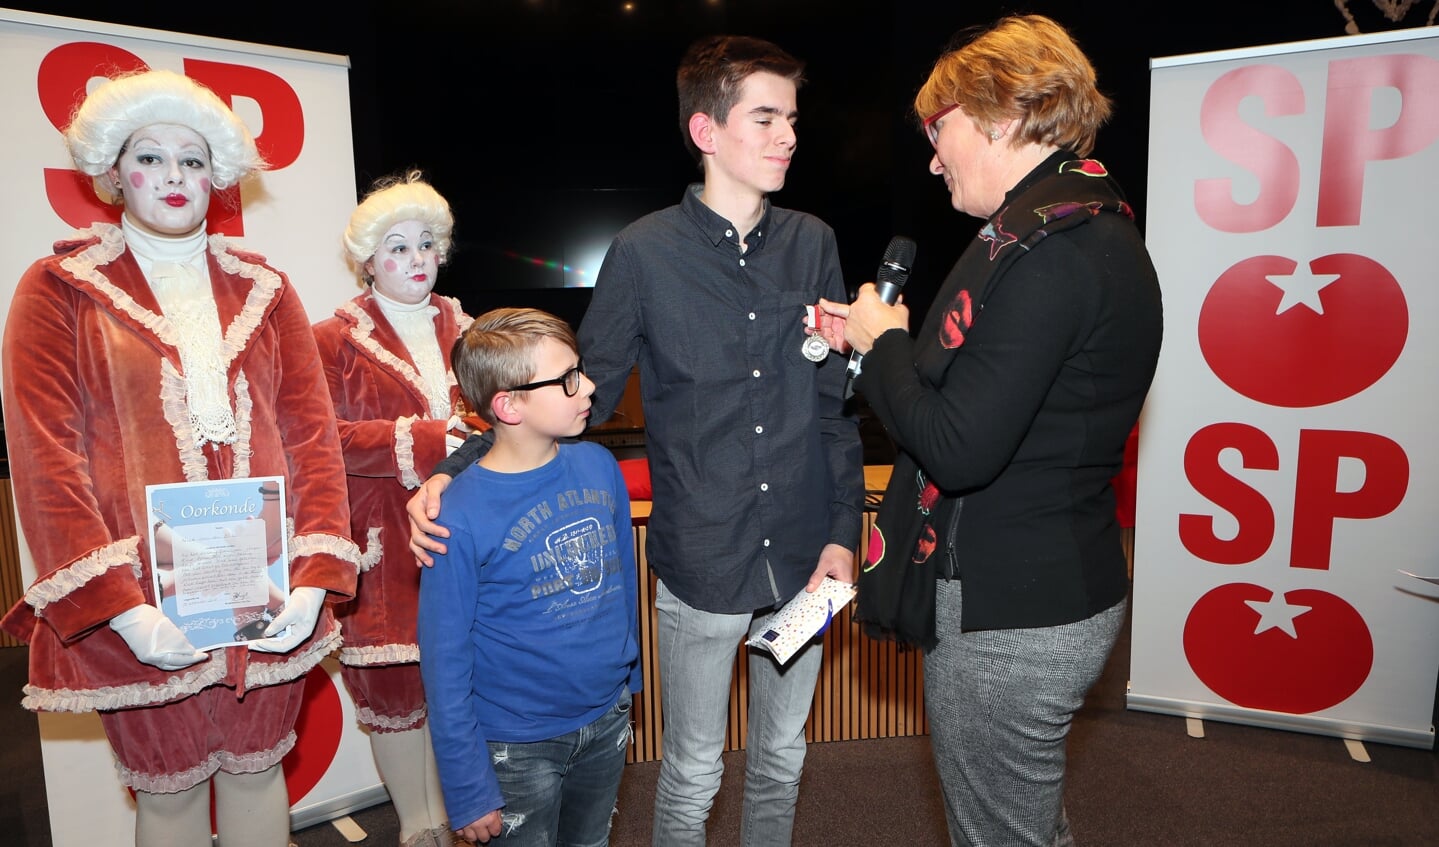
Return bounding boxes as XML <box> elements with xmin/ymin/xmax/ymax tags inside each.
<box><xmin>281</xmin><ymin>665</ymin><xmax>344</xmax><ymax>804</ymax></box>
<box><xmin>1183</xmin><ymin>582</ymin><xmax>1373</xmax><ymax>713</ymax></box>
<box><xmin>1198</xmin><ymin>254</ymin><xmax>1407</xmax><ymax>407</ymax></box>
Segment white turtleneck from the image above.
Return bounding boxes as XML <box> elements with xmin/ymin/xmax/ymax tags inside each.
<box><xmin>369</xmin><ymin>288</ymin><xmax>451</xmax><ymax>420</ymax></box>
<box><xmin>123</xmin><ymin>216</ymin><xmax>238</xmax><ymax>446</ymax></box>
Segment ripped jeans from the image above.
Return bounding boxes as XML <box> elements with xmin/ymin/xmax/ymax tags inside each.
<box><xmin>486</xmin><ymin>689</ymin><xmax>633</xmax><ymax>846</ymax></box>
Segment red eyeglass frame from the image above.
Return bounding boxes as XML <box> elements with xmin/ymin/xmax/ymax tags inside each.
<box><xmin>922</xmin><ymin>104</ymin><xmax>960</xmax><ymax>147</ymax></box>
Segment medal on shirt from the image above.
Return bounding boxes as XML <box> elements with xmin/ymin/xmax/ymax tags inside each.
<box><xmin>802</xmin><ymin>305</ymin><xmax>829</xmax><ymax>362</ymax></box>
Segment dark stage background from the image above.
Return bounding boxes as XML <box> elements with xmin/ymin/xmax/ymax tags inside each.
<box><xmin>6</xmin><ymin>0</ymin><xmax>1430</xmax><ymax>332</ymax></box>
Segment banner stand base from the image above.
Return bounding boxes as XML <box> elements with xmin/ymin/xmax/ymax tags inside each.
<box><xmin>290</xmin><ymin>784</ymin><xmax>391</xmax><ymax>832</ymax></box>
<box><xmin>1126</xmin><ymin>689</ymin><xmax>1435</xmax><ymax>750</ymax></box>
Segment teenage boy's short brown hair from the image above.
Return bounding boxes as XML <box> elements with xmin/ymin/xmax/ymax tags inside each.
<box><xmin>676</xmin><ymin>34</ymin><xmax>805</xmax><ymax>164</ymax></box>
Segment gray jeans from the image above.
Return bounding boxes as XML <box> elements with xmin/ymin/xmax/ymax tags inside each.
<box><xmin>651</xmin><ymin>579</ymin><xmax>824</xmax><ymax>847</ymax></box>
<box><xmin>925</xmin><ymin>580</ymin><xmax>1126</xmax><ymax>847</ymax></box>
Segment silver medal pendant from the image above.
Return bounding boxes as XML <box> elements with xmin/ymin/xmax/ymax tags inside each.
<box><xmin>802</xmin><ymin>333</ymin><xmax>829</xmax><ymax>362</ymax></box>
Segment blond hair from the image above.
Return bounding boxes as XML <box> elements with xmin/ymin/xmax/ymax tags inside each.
<box><xmin>914</xmin><ymin>15</ymin><xmax>1111</xmax><ymax>157</ymax></box>
<box><xmin>451</xmin><ymin>308</ymin><xmax>578</xmax><ymax>425</ymax></box>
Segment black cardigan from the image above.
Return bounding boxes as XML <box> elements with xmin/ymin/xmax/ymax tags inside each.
<box><xmin>855</xmin><ymin>152</ymin><xmax>1163</xmax><ymax>646</ymax></box>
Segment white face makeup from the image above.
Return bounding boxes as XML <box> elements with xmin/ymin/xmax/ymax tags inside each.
<box><xmin>365</xmin><ymin>219</ymin><xmax>440</xmax><ymax>304</ymax></box>
<box><xmin>109</xmin><ymin>123</ymin><xmax>213</xmax><ymax>237</ymax></box>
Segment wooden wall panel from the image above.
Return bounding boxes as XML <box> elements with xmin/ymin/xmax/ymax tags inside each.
<box><xmin>628</xmin><ymin>525</ymin><xmax>663</xmax><ymax>763</ymax></box>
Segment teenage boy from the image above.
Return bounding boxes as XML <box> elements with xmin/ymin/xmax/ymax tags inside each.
<box><xmin>416</xmin><ymin>308</ymin><xmax>642</xmax><ymax>846</ymax></box>
<box><xmin>411</xmin><ymin>35</ymin><xmax>864</xmax><ymax>845</ymax></box>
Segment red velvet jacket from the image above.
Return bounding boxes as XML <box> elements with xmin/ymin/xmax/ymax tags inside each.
<box><xmin>312</xmin><ymin>293</ymin><xmax>471</xmax><ymax>665</ymax></box>
<box><xmin>0</xmin><ymin>223</ymin><xmax>359</xmax><ymax>712</ymax></box>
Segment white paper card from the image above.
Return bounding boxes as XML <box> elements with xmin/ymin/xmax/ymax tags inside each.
<box><xmin>747</xmin><ymin>577</ymin><xmax>857</xmax><ymax>665</ymax></box>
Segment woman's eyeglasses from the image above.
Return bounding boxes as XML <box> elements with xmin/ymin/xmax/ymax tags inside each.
<box><xmin>923</xmin><ymin>104</ymin><xmax>959</xmax><ymax>148</ymax></box>
<box><xmin>507</xmin><ymin>359</ymin><xmax>585</xmax><ymax>397</ymax></box>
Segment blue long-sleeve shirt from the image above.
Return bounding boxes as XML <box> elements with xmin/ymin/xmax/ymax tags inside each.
<box><xmin>418</xmin><ymin>442</ymin><xmax>641</xmax><ymax>828</ymax></box>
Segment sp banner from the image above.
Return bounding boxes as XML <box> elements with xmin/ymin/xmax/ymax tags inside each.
<box><xmin>1132</xmin><ymin>27</ymin><xmax>1439</xmax><ymax>748</ymax></box>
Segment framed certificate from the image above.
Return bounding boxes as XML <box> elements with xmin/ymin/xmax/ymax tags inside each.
<box><xmin>144</xmin><ymin>476</ymin><xmax>290</xmax><ymax>650</ymax></box>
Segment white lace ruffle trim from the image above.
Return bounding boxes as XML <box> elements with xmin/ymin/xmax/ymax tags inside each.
<box><xmin>289</xmin><ymin>531</ymin><xmax>362</xmax><ymax>570</ymax></box>
<box><xmin>59</xmin><ymin>224</ymin><xmax>279</xmax><ymax>456</ymax></box>
<box><xmin>357</xmin><ymin>526</ymin><xmax>383</xmax><ymax>574</ymax></box>
<box><xmin>355</xmin><ymin>702</ymin><xmax>427</xmax><ymax>733</ymax></box>
<box><xmin>115</xmin><ymin>729</ymin><xmax>298</xmax><ymax>794</ymax></box>
<box><xmin>25</xmin><ymin>537</ymin><xmax>141</xmax><ymax>613</ymax></box>
<box><xmin>342</xmin><ymin>300</ymin><xmax>435</xmax><ymax>411</ymax></box>
<box><xmin>338</xmin><ymin>643</ymin><xmax>421</xmax><ymax>666</ymax></box>
<box><xmin>20</xmin><ymin>622</ymin><xmax>342</xmax><ymax>714</ymax></box>
<box><xmin>396</xmin><ymin>415</ymin><xmax>422</xmax><ymax>489</ymax></box>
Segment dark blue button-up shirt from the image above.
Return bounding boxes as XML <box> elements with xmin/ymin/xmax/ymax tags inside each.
<box><xmin>582</xmin><ymin>185</ymin><xmax>862</xmax><ymax>613</ymax></box>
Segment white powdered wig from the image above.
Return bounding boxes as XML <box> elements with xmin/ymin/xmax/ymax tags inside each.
<box><xmin>64</xmin><ymin>68</ymin><xmax>265</xmax><ymax>203</ymax></box>
<box><xmin>343</xmin><ymin>171</ymin><xmax>455</xmax><ymax>277</ymax></box>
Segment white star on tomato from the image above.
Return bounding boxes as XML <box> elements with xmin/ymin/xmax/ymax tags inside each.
<box><xmin>1265</xmin><ymin>268</ymin><xmax>1340</xmax><ymax>315</ymax></box>
<box><xmin>1244</xmin><ymin>593</ymin><xmax>1313</xmax><ymax>637</ymax></box>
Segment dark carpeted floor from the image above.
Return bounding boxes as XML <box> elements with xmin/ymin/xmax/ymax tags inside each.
<box><xmin>5</xmin><ymin>602</ymin><xmax>1437</xmax><ymax>846</ymax></box>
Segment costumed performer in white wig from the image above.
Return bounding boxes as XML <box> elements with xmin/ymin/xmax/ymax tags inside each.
<box><xmin>0</xmin><ymin>68</ymin><xmax>360</xmax><ymax>847</ymax></box>
<box><xmin>313</xmin><ymin>170</ymin><xmax>476</xmax><ymax>847</ymax></box>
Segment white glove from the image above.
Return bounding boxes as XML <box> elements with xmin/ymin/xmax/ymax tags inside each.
<box><xmin>109</xmin><ymin>604</ymin><xmax>206</xmax><ymax>670</ymax></box>
<box><xmin>445</xmin><ymin>414</ymin><xmax>476</xmax><ymax>456</ymax></box>
<box><xmin>247</xmin><ymin>586</ymin><xmax>326</xmax><ymax>654</ymax></box>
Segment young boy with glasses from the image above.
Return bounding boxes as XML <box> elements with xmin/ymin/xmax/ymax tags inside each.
<box><xmin>416</xmin><ymin>307</ymin><xmax>642</xmax><ymax>846</ymax></box>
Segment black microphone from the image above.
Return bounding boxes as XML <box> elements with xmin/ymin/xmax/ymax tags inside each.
<box><xmin>844</xmin><ymin>236</ymin><xmax>917</xmax><ymax>399</ymax></box>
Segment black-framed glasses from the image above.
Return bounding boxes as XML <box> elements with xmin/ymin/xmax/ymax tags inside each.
<box><xmin>506</xmin><ymin>358</ymin><xmax>585</xmax><ymax>397</ymax></box>
<box><xmin>922</xmin><ymin>104</ymin><xmax>959</xmax><ymax>148</ymax></box>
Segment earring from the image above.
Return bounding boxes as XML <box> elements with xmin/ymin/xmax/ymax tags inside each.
<box><xmin>989</xmin><ymin>129</ymin><xmax>1001</xmax><ymax>141</ymax></box>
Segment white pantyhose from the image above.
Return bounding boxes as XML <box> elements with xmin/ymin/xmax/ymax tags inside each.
<box><xmin>133</xmin><ymin>766</ymin><xmax>289</xmax><ymax>847</ymax></box>
<box><xmin>213</xmin><ymin>766</ymin><xmax>290</xmax><ymax>846</ymax></box>
<box><xmin>372</xmin><ymin>724</ymin><xmax>449</xmax><ymax>841</ymax></box>
<box><xmin>134</xmin><ymin>780</ymin><xmax>211</xmax><ymax>847</ymax></box>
